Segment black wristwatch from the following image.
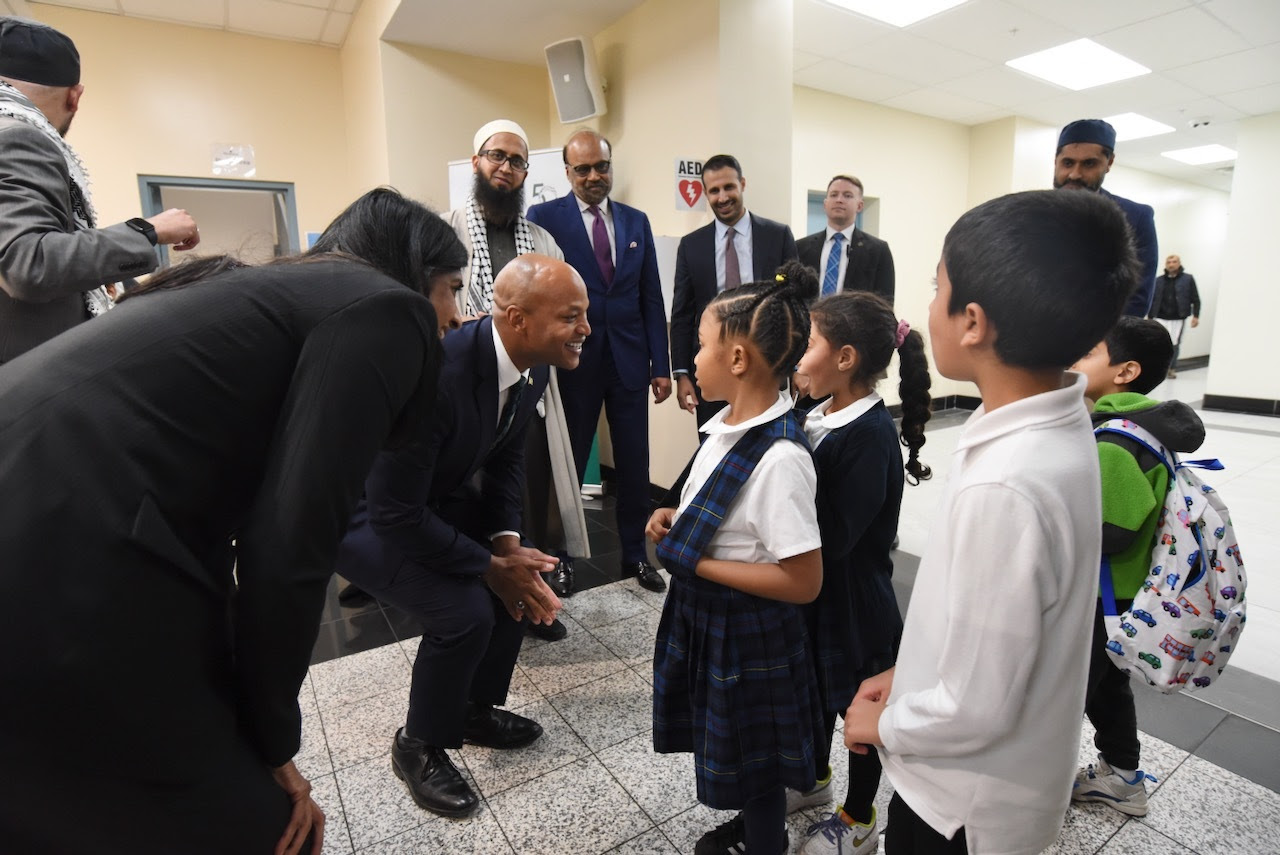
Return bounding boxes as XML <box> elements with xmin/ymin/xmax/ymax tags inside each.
<box><xmin>125</xmin><ymin>217</ymin><xmax>158</xmax><ymax>246</ymax></box>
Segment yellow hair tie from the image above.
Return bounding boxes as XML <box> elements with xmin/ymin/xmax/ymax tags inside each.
<box><xmin>775</xmin><ymin>273</ymin><xmax>786</xmax><ymax>282</ymax></box>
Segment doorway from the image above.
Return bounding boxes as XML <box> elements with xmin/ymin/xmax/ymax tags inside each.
<box><xmin>137</xmin><ymin>176</ymin><xmax>300</xmax><ymax>267</ymax></box>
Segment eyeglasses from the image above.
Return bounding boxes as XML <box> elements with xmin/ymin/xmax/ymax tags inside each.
<box><xmin>569</xmin><ymin>160</ymin><xmax>612</xmax><ymax>177</ymax></box>
<box><xmin>479</xmin><ymin>149</ymin><xmax>529</xmax><ymax>172</ymax></box>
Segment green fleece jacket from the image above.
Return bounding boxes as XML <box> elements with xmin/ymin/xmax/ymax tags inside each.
<box><xmin>1092</xmin><ymin>392</ymin><xmax>1205</xmax><ymax>599</ymax></box>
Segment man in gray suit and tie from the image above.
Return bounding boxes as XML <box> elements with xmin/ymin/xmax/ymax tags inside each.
<box><xmin>0</xmin><ymin>17</ymin><xmax>199</xmax><ymax>364</ymax></box>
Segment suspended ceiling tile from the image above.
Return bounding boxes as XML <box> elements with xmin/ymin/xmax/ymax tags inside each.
<box><xmin>41</xmin><ymin>0</ymin><xmax>120</xmax><ymax>11</ymax></box>
<box><xmin>1216</xmin><ymin>81</ymin><xmax>1280</xmax><ymax>115</ymax></box>
<box><xmin>793</xmin><ymin>49</ymin><xmax>825</xmax><ymax>73</ymax></box>
<box><xmin>936</xmin><ymin>64</ymin><xmax>1064</xmax><ymax>107</ymax></box>
<box><xmin>333</xmin><ymin>0</ymin><xmax>360</xmax><ymax>12</ymax></box>
<box><xmin>794</xmin><ymin>58</ymin><xmax>919</xmax><ymax>103</ymax></box>
<box><xmin>227</xmin><ymin>0</ymin><xmax>327</xmax><ymax>42</ymax></box>
<box><xmin>1095</xmin><ymin>5</ymin><xmax>1254</xmax><ymax>72</ymax></box>
<box><xmin>320</xmin><ymin>10</ymin><xmax>351</xmax><ymax>45</ymax></box>
<box><xmin>909</xmin><ymin>0</ymin><xmax>1076</xmax><ymax>64</ymax></box>
<box><xmin>880</xmin><ymin>86</ymin><xmax>1008</xmax><ymax>124</ymax></box>
<box><xmin>837</xmin><ymin>31</ymin><xmax>990</xmax><ymax>88</ymax></box>
<box><xmin>793</xmin><ymin>0</ymin><xmax>894</xmax><ymax>58</ymax></box>
<box><xmin>120</xmin><ymin>0</ymin><xmax>224</xmax><ymax>28</ymax></box>
<box><xmin>1006</xmin><ymin>0</ymin><xmax>1195</xmax><ymax>34</ymax></box>
<box><xmin>1164</xmin><ymin>44</ymin><xmax>1280</xmax><ymax>96</ymax></box>
<box><xmin>1198</xmin><ymin>0</ymin><xmax>1280</xmax><ymax>48</ymax></box>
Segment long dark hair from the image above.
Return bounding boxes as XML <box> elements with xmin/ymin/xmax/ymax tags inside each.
<box><xmin>117</xmin><ymin>188</ymin><xmax>467</xmax><ymax>302</ymax></box>
<box><xmin>810</xmin><ymin>291</ymin><xmax>933</xmax><ymax>483</ymax></box>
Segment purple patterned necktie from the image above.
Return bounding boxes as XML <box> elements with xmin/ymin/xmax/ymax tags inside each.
<box><xmin>589</xmin><ymin>204</ymin><xmax>614</xmax><ymax>287</ymax></box>
<box><xmin>724</xmin><ymin>226</ymin><xmax>741</xmax><ymax>290</ymax></box>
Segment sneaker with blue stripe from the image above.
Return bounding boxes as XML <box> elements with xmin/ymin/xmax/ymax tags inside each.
<box><xmin>1071</xmin><ymin>754</ymin><xmax>1150</xmax><ymax>816</ymax></box>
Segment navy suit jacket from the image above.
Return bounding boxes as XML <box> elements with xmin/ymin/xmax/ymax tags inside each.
<box><xmin>670</xmin><ymin>213</ymin><xmax>798</xmax><ymax>374</ymax></box>
<box><xmin>337</xmin><ymin>316</ymin><xmax>549</xmax><ymax>580</ymax></box>
<box><xmin>526</xmin><ymin>194</ymin><xmax>669</xmax><ymax>391</ymax></box>
<box><xmin>796</xmin><ymin>227</ymin><xmax>895</xmax><ymax>306</ymax></box>
<box><xmin>1102</xmin><ymin>189</ymin><xmax>1158</xmax><ymax>317</ymax></box>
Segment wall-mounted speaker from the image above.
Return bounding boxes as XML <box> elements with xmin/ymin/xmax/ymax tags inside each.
<box><xmin>545</xmin><ymin>37</ymin><xmax>607</xmax><ymax>124</ymax></box>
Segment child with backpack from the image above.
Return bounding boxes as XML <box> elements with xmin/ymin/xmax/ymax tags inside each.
<box><xmin>1069</xmin><ymin>316</ymin><xmax>1205</xmax><ymax>816</ymax></box>
<box><xmin>646</xmin><ymin>263</ymin><xmax>824</xmax><ymax>855</ymax></box>
<box><xmin>841</xmin><ymin>190</ymin><xmax>1135</xmax><ymax>854</ymax></box>
<box><xmin>792</xmin><ymin>291</ymin><xmax>932</xmax><ymax>855</ymax></box>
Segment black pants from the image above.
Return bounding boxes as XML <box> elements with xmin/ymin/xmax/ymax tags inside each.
<box><xmin>1084</xmin><ymin>598</ymin><xmax>1140</xmax><ymax>770</ymax></box>
<box><xmin>816</xmin><ymin>709</ymin><xmax>883</xmax><ymax>824</ymax></box>
<box><xmin>886</xmin><ymin>792</ymin><xmax>967</xmax><ymax>855</ymax></box>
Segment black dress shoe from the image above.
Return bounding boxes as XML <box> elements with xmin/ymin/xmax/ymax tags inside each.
<box><xmin>548</xmin><ymin>559</ymin><xmax>575</xmax><ymax>597</ymax></box>
<box><xmin>390</xmin><ymin>728</ymin><xmax>479</xmax><ymax>817</ymax></box>
<box><xmin>337</xmin><ymin>582</ymin><xmax>375</xmax><ymax>607</ymax></box>
<box><xmin>526</xmin><ymin>617</ymin><xmax>567</xmax><ymax>642</ymax></box>
<box><xmin>623</xmin><ymin>560</ymin><xmax>667</xmax><ymax>593</ymax></box>
<box><xmin>463</xmin><ymin>704</ymin><xmax>543</xmax><ymax>749</ymax></box>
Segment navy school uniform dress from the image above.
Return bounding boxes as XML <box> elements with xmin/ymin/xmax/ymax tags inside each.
<box><xmin>651</xmin><ymin>408</ymin><xmax>824</xmax><ymax>810</ymax></box>
<box><xmin>803</xmin><ymin>398</ymin><xmax>905</xmax><ymax>713</ymax></box>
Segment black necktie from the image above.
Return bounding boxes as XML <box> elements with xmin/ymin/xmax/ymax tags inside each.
<box><xmin>492</xmin><ymin>373</ymin><xmax>528</xmax><ymax>450</ymax></box>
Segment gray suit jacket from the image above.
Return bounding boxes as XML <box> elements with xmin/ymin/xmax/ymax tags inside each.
<box><xmin>0</xmin><ymin>117</ymin><xmax>157</xmax><ymax>364</ymax></box>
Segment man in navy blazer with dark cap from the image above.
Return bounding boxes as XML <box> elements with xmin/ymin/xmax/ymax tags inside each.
<box><xmin>526</xmin><ymin>130</ymin><xmax>671</xmax><ymax>595</ymax></box>
<box><xmin>334</xmin><ymin>254</ymin><xmax>590</xmax><ymax>819</ymax></box>
<box><xmin>1054</xmin><ymin>118</ymin><xmax>1158</xmax><ymax>316</ymax></box>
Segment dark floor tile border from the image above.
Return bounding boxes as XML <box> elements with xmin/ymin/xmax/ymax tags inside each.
<box><xmin>1203</xmin><ymin>394</ymin><xmax>1280</xmax><ymax>417</ymax></box>
<box><xmin>1193</xmin><ymin>714</ymin><xmax>1280</xmax><ymax>792</ymax></box>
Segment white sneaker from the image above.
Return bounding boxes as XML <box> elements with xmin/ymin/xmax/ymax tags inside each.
<box><xmin>1071</xmin><ymin>755</ymin><xmax>1150</xmax><ymax>816</ymax></box>
<box><xmin>801</xmin><ymin>806</ymin><xmax>879</xmax><ymax>855</ymax></box>
<box><xmin>786</xmin><ymin>772</ymin><xmax>833</xmax><ymax>814</ymax></box>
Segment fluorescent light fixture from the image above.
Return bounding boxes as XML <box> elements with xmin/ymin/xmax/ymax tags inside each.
<box><xmin>1162</xmin><ymin>144</ymin><xmax>1238</xmax><ymax>165</ymax></box>
<box><xmin>1103</xmin><ymin>112</ymin><xmax>1175</xmax><ymax>142</ymax></box>
<box><xmin>822</xmin><ymin>0</ymin><xmax>969</xmax><ymax>28</ymax></box>
<box><xmin>1006</xmin><ymin>39</ymin><xmax>1150</xmax><ymax>91</ymax></box>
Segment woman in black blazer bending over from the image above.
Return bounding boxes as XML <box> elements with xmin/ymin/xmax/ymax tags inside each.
<box><xmin>0</xmin><ymin>188</ymin><xmax>465</xmax><ymax>854</ymax></box>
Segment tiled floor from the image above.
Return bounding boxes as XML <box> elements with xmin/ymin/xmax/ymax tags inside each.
<box><xmin>313</xmin><ymin>366</ymin><xmax>1280</xmax><ymax>853</ymax></box>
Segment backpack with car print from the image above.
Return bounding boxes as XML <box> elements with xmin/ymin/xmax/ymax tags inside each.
<box><xmin>1095</xmin><ymin>418</ymin><xmax>1247</xmax><ymax>694</ymax></box>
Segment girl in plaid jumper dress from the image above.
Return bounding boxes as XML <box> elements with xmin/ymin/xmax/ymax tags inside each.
<box><xmin>793</xmin><ymin>292</ymin><xmax>933</xmax><ymax>855</ymax></box>
<box><xmin>647</xmin><ymin>263</ymin><xmax>825</xmax><ymax>855</ymax></box>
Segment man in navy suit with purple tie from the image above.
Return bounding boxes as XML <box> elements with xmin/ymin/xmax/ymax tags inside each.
<box><xmin>526</xmin><ymin>130</ymin><xmax>671</xmax><ymax>595</ymax></box>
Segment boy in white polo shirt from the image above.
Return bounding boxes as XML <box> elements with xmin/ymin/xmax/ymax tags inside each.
<box><xmin>842</xmin><ymin>190</ymin><xmax>1139</xmax><ymax>855</ymax></box>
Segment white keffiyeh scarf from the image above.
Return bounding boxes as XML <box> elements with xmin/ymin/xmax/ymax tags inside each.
<box><xmin>464</xmin><ymin>193</ymin><xmax>537</xmax><ymax>315</ymax></box>
<box><xmin>0</xmin><ymin>81</ymin><xmax>113</xmax><ymax>316</ymax></box>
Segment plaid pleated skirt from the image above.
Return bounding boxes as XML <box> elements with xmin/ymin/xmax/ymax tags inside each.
<box><xmin>652</xmin><ymin>574</ymin><xmax>824</xmax><ymax>810</ymax></box>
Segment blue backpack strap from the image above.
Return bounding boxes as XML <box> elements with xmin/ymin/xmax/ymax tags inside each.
<box><xmin>1099</xmin><ymin>555</ymin><xmax>1120</xmax><ymax>616</ymax></box>
<box><xmin>1093</xmin><ymin>425</ymin><xmax>1175</xmax><ymax>479</ymax></box>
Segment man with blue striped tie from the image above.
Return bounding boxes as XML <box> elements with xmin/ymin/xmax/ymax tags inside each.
<box><xmin>796</xmin><ymin>175</ymin><xmax>895</xmax><ymax>307</ymax></box>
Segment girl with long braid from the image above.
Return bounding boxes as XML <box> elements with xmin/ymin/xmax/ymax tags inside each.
<box><xmin>646</xmin><ymin>261</ymin><xmax>824</xmax><ymax>855</ymax></box>
<box><xmin>792</xmin><ymin>289</ymin><xmax>933</xmax><ymax>855</ymax></box>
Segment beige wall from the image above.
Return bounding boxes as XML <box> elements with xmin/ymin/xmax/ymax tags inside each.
<box><xmin>338</xmin><ymin>0</ymin><xmax>399</xmax><ymax>195</ymax></box>
<box><xmin>791</xmin><ymin>86</ymin><xmax>973</xmax><ymax>403</ymax></box>
<box><xmin>1206</xmin><ymin>112</ymin><xmax>1280</xmax><ymax>400</ymax></box>
<box><xmin>30</xmin><ymin>4</ymin><xmax>352</xmax><ymax>241</ymax></box>
<box><xmin>380</xmin><ymin>42</ymin><xmax>551</xmax><ymax>212</ymax></box>
<box><xmin>592</xmin><ymin>0</ymin><xmax>723</xmax><ymax>487</ymax></box>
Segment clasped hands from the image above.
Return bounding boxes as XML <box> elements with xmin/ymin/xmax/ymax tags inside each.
<box><xmin>485</xmin><ymin>535</ymin><xmax>563</xmax><ymax>624</ymax></box>
<box><xmin>843</xmin><ymin>666</ymin><xmax>893</xmax><ymax>755</ymax></box>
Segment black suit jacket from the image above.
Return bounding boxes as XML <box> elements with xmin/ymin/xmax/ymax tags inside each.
<box><xmin>796</xmin><ymin>227</ymin><xmax>895</xmax><ymax>306</ymax></box>
<box><xmin>339</xmin><ymin>315</ymin><xmax>549</xmax><ymax>581</ymax></box>
<box><xmin>670</xmin><ymin>212</ymin><xmax>798</xmax><ymax>374</ymax></box>
<box><xmin>0</xmin><ymin>261</ymin><xmax>438</xmax><ymax>779</ymax></box>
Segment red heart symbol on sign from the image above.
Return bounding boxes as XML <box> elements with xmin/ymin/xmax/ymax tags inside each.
<box><xmin>678</xmin><ymin>179</ymin><xmax>703</xmax><ymax>208</ymax></box>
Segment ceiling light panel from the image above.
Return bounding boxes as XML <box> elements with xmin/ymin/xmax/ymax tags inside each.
<box><xmin>1006</xmin><ymin>38</ymin><xmax>1151</xmax><ymax>91</ymax></box>
<box><xmin>1161</xmin><ymin>144</ymin><xmax>1238</xmax><ymax>165</ymax></box>
<box><xmin>1103</xmin><ymin>112</ymin><xmax>1176</xmax><ymax>141</ymax></box>
<box><xmin>822</xmin><ymin>0</ymin><xmax>969</xmax><ymax>28</ymax></box>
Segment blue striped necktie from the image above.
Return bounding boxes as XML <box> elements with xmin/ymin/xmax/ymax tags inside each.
<box><xmin>822</xmin><ymin>232</ymin><xmax>844</xmax><ymax>296</ymax></box>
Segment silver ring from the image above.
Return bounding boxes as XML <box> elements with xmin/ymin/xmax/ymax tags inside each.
<box><xmin>516</xmin><ymin>599</ymin><xmax>526</xmax><ymax>611</ymax></box>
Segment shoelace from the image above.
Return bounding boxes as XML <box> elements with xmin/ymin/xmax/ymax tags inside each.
<box><xmin>807</xmin><ymin>813</ymin><xmax>852</xmax><ymax>845</ymax></box>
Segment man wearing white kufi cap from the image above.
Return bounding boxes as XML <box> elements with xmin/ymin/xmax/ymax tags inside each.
<box><xmin>446</xmin><ymin>119</ymin><xmax>589</xmax><ymax>643</ymax></box>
